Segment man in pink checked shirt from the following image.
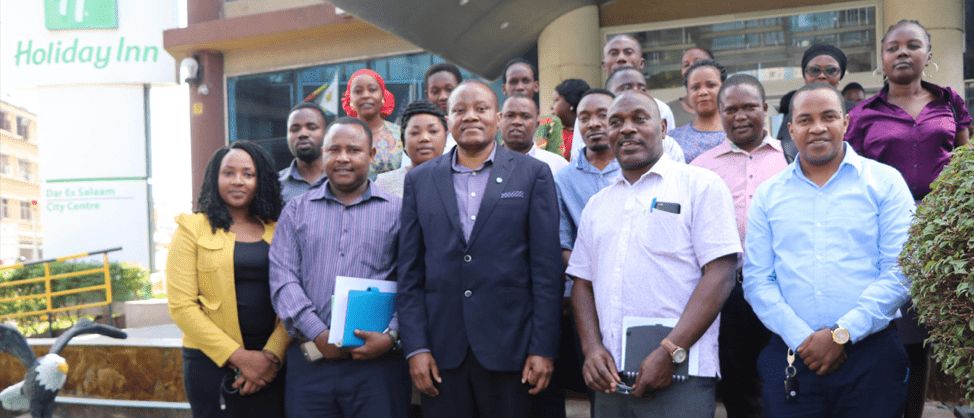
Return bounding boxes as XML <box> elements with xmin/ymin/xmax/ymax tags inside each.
<box><xmin>690</xmin><ymin>73</ymin><xmax>787</xmax><ymax>418</ymax></box>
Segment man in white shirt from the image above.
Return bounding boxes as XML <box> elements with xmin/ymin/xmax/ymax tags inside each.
<box><xmin>567</xmin><ymin>91</ymin><xmax>740</xmax><ymax>417</ymax></box>
<box><xmin>501</xmin><ymin>95</ymin><xmax>568</xmax><ymax>175</ymax></box>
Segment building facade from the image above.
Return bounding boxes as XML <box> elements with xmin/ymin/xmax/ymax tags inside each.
<box><xmin>163</xmin><ymin>0</ymin><xmax>967</xmax><ymax>192</ymax></box>
<box><xmin>0</xmin><ymin>100</ymin><xmax>43</xmax><ymax>264</ymax></box>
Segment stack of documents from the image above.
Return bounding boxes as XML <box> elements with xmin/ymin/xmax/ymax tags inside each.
<box><xmin>328</xmin><ymin>276</ymin><xmax>397</xmax><ymax>348</ymax></box>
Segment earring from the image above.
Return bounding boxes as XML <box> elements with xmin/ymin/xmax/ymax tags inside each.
<box><xmin>931</xmin><ymin>62</ymin><xmax>940</xmax><ymax>73</ymax></box>
<box><xmin>872</xmin><ymin>67</ymin><xmax>885</xmax><ymax>78</ymax></box>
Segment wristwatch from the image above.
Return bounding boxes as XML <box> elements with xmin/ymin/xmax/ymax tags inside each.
<box><xmin>383</xmin><ymin>328</ymin><xmax>402</xmax><ymax>352</ymax></box>
<box><xmin>660</xmin><ymin>338</ymin><xmax>687</xmax><ymax>364</ymax></box>
<box><xmin>830</xmin><ymin>325</ymin><xmax>850</xmax><ymax>345</ymax></box>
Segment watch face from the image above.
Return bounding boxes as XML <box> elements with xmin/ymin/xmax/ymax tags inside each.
<box><xmin>672</xmin><ymin>348</ymin><xmax>688</xmax><ymax>364</ymax></box>
<box><xmin>832</xmin><ymin>328</ymin><xmax>850</xmax><ymax>345</ymax></box>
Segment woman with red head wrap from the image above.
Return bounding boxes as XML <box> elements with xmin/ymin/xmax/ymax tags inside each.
<box><xmin>341</xmin><ymin>69</ymin><xmax>402</xmax><ymax>179</ymax></box>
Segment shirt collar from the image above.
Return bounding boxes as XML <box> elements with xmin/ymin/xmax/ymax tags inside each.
<box><xmin>791</xmin><ymin>142</ymin><xmax>863</xmax><ymax>180</ymax></box>
<box><xmin>279</xmin><ymin>159</ymin><xmax>303</xmax><ymax>182</ymax></box>
<box><xmin>451</xmin><ymin>142</ymin><xmax>497</xmax><ymax>173</ymax></box>
<box><xmin>308</xmin><ymin>178</ymin><xmax>388</xmax><ymax>205</ymax></box>
<box><xmin>615</xmin><ymin>153</ymin><xmax>674</xmax><ymax>187</ymax></box>
<box><xmin>717</xmin><ymin>132</ymin><xmax>782</xmax><ymax>155</ymax></box>
<box><xmin>873</xmin><ymin>80</ymin><xmax>946</xmax><ymax>107</ymax></box>
<box><xmin>575</xmin><ymin>147</ymin><xmax>620</xmax><ymax>174</ymax></box>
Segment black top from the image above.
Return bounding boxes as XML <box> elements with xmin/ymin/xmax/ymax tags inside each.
<box><xmin>233</xmin><ymin>240</ymin><xmax>277</xmax><ymax>350</ymax></box>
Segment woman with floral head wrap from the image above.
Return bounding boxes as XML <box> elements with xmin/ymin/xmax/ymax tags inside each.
<box><xmin>342</xmin><ymin>69</ymin><xmax>402</xmax><ymax>179</ymax></box>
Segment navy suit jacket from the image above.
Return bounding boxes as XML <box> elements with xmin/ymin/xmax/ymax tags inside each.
<box><xmin>397</xmin><ymin>145</ymin><xmax>563</xmax><ymax>372</ymax></box>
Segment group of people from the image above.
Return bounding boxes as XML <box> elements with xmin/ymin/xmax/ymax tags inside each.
<box><xmin>166</xmin><ymin>18</ymin><xmax>970</xmax><ymax>418</ymax></box>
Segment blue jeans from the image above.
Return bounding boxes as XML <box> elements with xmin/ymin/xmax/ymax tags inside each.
<box><xmin>758</xmin><ymin>327</ymin><xmax>908</xmax><ymax>418</ymax></box>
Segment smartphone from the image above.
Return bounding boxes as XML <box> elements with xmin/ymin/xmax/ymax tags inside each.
<box><xmin>301</xmin><ymin>341</ymin><xmax>323</xmax><ymax>363</ymax></box>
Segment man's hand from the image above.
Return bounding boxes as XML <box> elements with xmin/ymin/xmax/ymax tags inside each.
<box><xmin>581</xmin><ymin>344</ymin><xmax>621</xmax><ymax>393</ymax></box>
<box><xmin>631</xmin><ymin>347</ymin><xmax>674</xmax><ymax>397</ymax></box>
<box><xmin>522</xmin><ymin>355</ymin><xmax>554</xmax><ymax>395</ymax></box>
<box><xmin>796</xmin><ymin>329</ymin><xmax>847</xmax><ymax>375</ymax></box>
<box><xmin>347</xmin><ymin>330</ymin><xmax>394</xmax><ymax>361</ymax></box>
<box><xmin>314</xmin><ymin>330</ymin><xmax>349</xmax><ymax>361</ymax></box>
<box><xmin>408</xmin><ymin>352</ymin><xmax>442</xmax><ymax>397</ymax></box>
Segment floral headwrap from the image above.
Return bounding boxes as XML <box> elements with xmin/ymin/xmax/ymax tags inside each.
<box><xmin>341</xmin><ymin>69</ymin><xmax>396</xmax><ymax>118</ymax></box>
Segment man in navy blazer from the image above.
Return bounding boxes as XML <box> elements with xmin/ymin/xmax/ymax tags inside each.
<box><xmin>398</xmin><ymin>80</ymin><xmax>564</xmax><ymax>417</ymax></box>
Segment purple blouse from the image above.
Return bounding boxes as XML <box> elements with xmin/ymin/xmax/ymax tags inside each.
<box><xmin>845</xmin><ymin>81</ymin><xmax>971</xmax><ymax>200</ymax></box>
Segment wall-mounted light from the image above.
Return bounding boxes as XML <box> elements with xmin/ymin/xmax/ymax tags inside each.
<box><xmin>179</xmin><ymin>56</ymin><xmax>202</xmax><ymax>85</ymax></box>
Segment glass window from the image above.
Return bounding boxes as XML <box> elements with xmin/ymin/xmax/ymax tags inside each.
<box><xmin>0</xmin><ymin>155</ymin><xmax>9</xmax><ymax>175</ymax></box>
<box><xmin>20</xmin><ymin>201</ymin><xmax>31</xmax><ymax>221</ymax></box>
<box><xmin>227</xmin><ymin>52</ymin><xmax>506</xmax><ymax>171</ymax></box>
<box><xmin>0</xmin><ymin>111</ymin><xmax>8</xmax><ymax>131</ymax></box>
<box><xmin>16</xmin><ymin>117</ymin><xmax>29</xmax><ymax>138</ymax></box>
<box><xmin>1</xmin><ymin>198</ymin><xmax>8</xmax><ymax>219</ymax></box>
<box><xmin>18</xmin><ymin>160</ymin><xmax>32</xmax><ymax>182</ymax></box>
<box><xmin>612</xmin><ymin>6</ymin><xmax>877</xmax><ymax>89</ymax></box>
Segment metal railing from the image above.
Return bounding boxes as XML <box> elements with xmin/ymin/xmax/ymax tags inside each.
<box><xmin>0</xmin><ymin>247</ymin><xmax>122</xmax><ymax>321</ymax></box>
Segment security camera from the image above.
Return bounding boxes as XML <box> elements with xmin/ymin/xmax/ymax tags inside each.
<box><xmin>180</xmin><ymin>57</ymin><xmax>202</xmax><ymax>84</ymax></box>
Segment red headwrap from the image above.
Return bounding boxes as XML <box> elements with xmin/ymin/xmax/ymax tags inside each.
<box><xmin>341</xmin><ymin>69</ymin><xmax>396</xmax><ymax>118</ymax></box>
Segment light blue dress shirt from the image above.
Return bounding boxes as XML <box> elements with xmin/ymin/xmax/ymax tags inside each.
<box><xmin>554</xmin><ymin>147</ymin><xmax>620</xmax><ymax>251</ymax></box>
<box><xmin>743</xmin><ymin>143</ymin><xmax>915</xmax><ymax>351</ymax></box>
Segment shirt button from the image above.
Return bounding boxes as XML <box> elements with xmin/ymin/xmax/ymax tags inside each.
<box><xmin>464</xmin><ymin>254</ymin><xmax>472</xmax><ymax>262</ymax></box>
<box><xmin>816</xmin><ymin>291</ymin><xmax>822</xmax><ymax>296</ymax></box>
<box><xmin>471</xmin><ymin>192</ymin><xmax>476</xmax><ymax>197</ymax></box>
<box><xmin>464</xmin><ymin>290</ymin><xmax>473</xmax><ymax>298</ymax></box>
<box><xmin>914</xmin><ymin>164</ymin><xmax>918</xmax><ymax>168</ymax></box>
<box><xmin>815</xmin><ymin>255</ymin><xmax>822</xmax><ymax>260</ymax></box>
<box><xmin>470</xmin><ymin>215</ymin><xmax>476</xmax><ymax>221</ymax></box>
<box><xmin>816</xmin><ymin>223</ymin><xmax>821</xmax><ymax>227</ymax></box>
<box><xmin>340</xmin><ymin>253</ymin><xmax>345</xmax><ymax>257</ymax></box>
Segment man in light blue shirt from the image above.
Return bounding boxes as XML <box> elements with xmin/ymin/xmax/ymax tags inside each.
<box><xmin>743</xmin><ymin>83</ymin><xmax>914</xmax><ymax>417</ymax></box>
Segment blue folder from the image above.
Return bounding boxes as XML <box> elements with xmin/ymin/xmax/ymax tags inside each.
<box><xmin>341</xmin><ymin>287</ymin><xmax>396</xmax><ymax>348</ymax></box>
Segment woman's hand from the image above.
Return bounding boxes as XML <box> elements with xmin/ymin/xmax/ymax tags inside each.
<box><xmin>228</xmin><ymin>348</ymin><xmax>280</xmax><ymax>395</ymax></box>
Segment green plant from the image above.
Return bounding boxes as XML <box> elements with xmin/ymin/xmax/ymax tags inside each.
<box><xmin>901</xmin><ymin>144</ymin><xmax>974</xmax><ymax>405</ymax></box>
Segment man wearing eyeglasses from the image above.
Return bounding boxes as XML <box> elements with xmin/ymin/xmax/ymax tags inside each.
<box><xmin>777</xmin><ymin>44</ymin><xmax>858</xmax><ymax>163</ymax></box>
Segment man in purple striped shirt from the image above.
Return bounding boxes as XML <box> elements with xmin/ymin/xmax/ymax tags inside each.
<box><xmin>270</xmin><ymin>117</ymin><xmax>410</xmax><ymax>418</ymax></box>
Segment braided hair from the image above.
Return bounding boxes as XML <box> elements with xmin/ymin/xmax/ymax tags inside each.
<box><xmin>195</xmin><ymin>141</ymin><xmax>283</xmax><ymax>233</ymax></box>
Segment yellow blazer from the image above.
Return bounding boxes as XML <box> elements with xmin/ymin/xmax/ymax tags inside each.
<box><xmin>166</xmin><ymin>213</ymin><xmax>290</xmax><ymax>367</ymax></box>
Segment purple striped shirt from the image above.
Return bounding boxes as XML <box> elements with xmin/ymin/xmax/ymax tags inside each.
<box><xmin>269</xmin><ymin>180</ymin><xmax>401</xmax><ymax>341</ymax></box>
<box><xmin>452</xmin><ymin>145</ymin><xmax>496</xmax><ymax>241</ymax></box>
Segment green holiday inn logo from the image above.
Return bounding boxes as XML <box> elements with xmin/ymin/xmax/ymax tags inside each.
<box><xmin>45</xmin><ymin>0</ymin><xmax>118</xmax><ymax>30</ymax></box>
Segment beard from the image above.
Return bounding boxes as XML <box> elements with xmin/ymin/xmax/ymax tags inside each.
<box><xmin>588</xmin><ymin>142</ymin><xmax>610</xmax><ymax>153</ymax></box>
<box><xmin>296</xmin><ymin>147</ymin><xmax>322</xmax><ymax>163</ymax></box>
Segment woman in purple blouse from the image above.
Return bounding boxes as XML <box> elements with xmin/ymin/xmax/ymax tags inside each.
<box><xmin>845</xmin><ymin>20</ymin><xmax>971</xmax><ymax>418</ymax></box>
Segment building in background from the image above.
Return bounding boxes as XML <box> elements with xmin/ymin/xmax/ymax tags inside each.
<box><xmin>164</xmin><ymin>0</ymin><xmax>965</xmax><ymax>193</ymax></box>
<box><xmin>0</xmin><ymin>100</ymin><xmax>42</xmax><ymax>264</ymax></box>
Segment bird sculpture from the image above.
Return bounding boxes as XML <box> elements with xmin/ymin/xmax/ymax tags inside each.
<box><xmin>0</xmin><ymin>318</ymin><xmax>127</xmax><ymax>418</ymax></box>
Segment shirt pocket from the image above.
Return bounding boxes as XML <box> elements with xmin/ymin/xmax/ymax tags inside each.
<box><xmin>196</xmin><ymin>236</ymin><xmax>225</xmax><ymax>272</ymax></box>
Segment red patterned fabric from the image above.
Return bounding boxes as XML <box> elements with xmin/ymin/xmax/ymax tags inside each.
<box><xmin>341</xmin><ymin>69</ymin><xmax>396</xmax><ymax>118</ymax></box>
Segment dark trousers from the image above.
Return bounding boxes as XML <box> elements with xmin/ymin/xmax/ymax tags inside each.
<box><xmin>718</xmin><ymin>279</ymin><xmax>770</xmax><ymax>418</ymax></box>
<box><xmin>758</xmin><ymin>327</ymin><xmax>908</xmax><ymax>418</ymax></box>
<box><xmin>182</xmin><ymin>347</ymin><xmax>286</xmax><ymax>418</ymax></box>
<box><xmin>421</xmin><ymin>349</ymin><xmax>529</xmax><ymax>418</ymax></box>
<box><xmin>529</xmin><ymin>307</ymin><xmax>588</xmax><ymax>418</ymax></box>
<box><xmin>284</xmin><ymin>343</ymin><xmax>411</xmax><ymax>418</ymax></box>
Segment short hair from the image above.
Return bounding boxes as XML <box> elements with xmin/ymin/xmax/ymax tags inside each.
<box><xmin>883</xmin><ymin>19</ymin><xmax>932</xmax><ymax>51</ymax></box>
<box><xmin>789</xmin><ymin>82</ymin><xmax>844</xmax><ymax>119</ymax></box>
<box><xmin>452</xmin><ymin>79</ymin><xmax>499</xmax><ymax>109</ymax></box>
<box><xmin>503</xmin><ymin>94</ymin><xmax>538</xmax><ymax>112</ymax></box>
<box><xmin>685</xmin><ymin>47</ymin><xmax>715</xmax><ymax>60</ymax></box>
<box><xmin>841</xmin><ymin>82</ymin><xmax>865</xmax><ymax>94</ymax></box>
<box><xmin>327</xmin><ymin>116</ymin><xmax>374</xmax><ymax>147</ymax></box>
<box><xmin>717</xmin><ymin>73</ymin><xmax>766</xmax><ymax>104</ymax></box>
<box><xmin>684</xmin><ymin>59</ymin><xmax>727</xmax><ymax>88</ymax></box>
<box><xmin>399</xmin><ymin>100</ymin><xmax>448</xmax><ymax>147</ymax></box>
<box><xmin>289</xmin><ymin>102</ymin><xmax>329</xmax><ymax>126</ymax></box>
<box><xmin>605</xmin><ymin>34</ymin><xmax>642</xmax><ymax>52</ymax></box>
<box><xmin>605</xmin><ymin>66</ymin><xmax>643</xmax><ymax>91</ymax></box>
<box><xmin>502</xmin><ymin>58</ymin><xmax>538</xmax><ymax>83</ymax></box>
<box><xmin>424</xmin><ymin>63</ymin><xmax>463</xmax><ymax>86</ymax></box>
<box><xmin>196</xmin><ymin>141</ymin><xmax>283</xmax><ymax>233</ymax></box>
<box><xmin>555</xmin><ymin>79</ymin><xmax>591</xmax><ymax>109</ymax></box>
<box><xmin>581</xmin><ymin>88</ymin><xmax>615</xmax><ymax>100</ymax></box>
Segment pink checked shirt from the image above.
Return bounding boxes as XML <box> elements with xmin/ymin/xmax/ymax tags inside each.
<box><xmin>690</xmin><ymin>134</ymin><xmax>788</xmax><ymax>246</ymax></box>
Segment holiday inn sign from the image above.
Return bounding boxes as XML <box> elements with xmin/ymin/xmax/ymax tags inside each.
<box><xmin>45</xmin><ymin>0</ymin><xmax>119</xmax><ymax>30</ymax></box>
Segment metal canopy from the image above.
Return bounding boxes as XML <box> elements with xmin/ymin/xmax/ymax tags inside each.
<box><xmin>327</xmin><ymin>0</ymin><xmax>595</xmax><ymax>80</ymax></box>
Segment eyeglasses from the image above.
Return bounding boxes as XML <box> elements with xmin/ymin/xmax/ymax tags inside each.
<box><xmin>804</xmin><ymin>66</ymin><xmax>841</xmax><ymax>78</ymax></box>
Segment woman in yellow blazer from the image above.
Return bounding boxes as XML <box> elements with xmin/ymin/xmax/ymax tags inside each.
<box><xmin>167</xmin><ymin>141</ymin><xmax>290</xmax><ymax>418</ymax></box>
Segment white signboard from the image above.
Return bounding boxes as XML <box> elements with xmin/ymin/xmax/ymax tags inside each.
<box><xmin>42</xmin><ymin>179</ymin><xmax>149</xmax><ymax>266</ymax></box>
<box><xmin>1</xmin><ymin>0</ymin><xmax>177</xmax><ymax>88</ymax></box>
